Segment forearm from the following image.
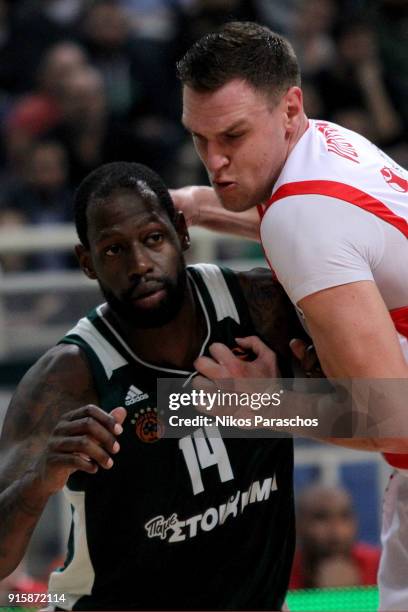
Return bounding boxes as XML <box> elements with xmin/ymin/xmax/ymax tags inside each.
<box><xmin>199</xmin><ymin>201</ymin><xmax>260</xmax><ymax>241</ymax></box>
<box><xmin>170</xmin><ymin>186</ymin><xmax>260</xmax><ymax>240</ymax></box>
<box><xmin>0</xmin><ymin>471</ymin><xmax>51</xmax><ymax>579</ymax></box>
<box><xmin>269</xmin><ymin>383</ymin><xmax>408</xmax><ymax>453</ymax></box>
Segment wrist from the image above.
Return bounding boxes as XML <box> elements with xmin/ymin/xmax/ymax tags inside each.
<box><xmin>20</xmin><ymin>469</ymin><xmax>55</xmax><ymax>505</ymax></box>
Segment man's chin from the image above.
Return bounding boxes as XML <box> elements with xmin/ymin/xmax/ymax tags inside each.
<box><xmin>131</xmin><ymin>304</ymin><xmax>179</xmax><ymax>329</ymax></box>
<box><xmin>215</xmin><ymin>187</ymin><xmax>255</xmax><ymax>213</ymax></box>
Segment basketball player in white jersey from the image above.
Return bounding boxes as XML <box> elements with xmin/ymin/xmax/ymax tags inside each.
<box><xmin>175</xmin><ymin>21</ymin><xmax>408</xmax><ymax>610</ymax></box>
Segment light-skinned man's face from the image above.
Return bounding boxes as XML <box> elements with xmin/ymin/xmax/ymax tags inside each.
<box><xmin>182</xmin><ymin>79</ymin><xmax>299</xmax><ymax>212</ymax></box>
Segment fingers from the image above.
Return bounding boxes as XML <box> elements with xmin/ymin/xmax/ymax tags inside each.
<box><xmin>208</xmin><ymin>343</ymin><xmax>237</xmax><ymax>367</ymax></box>
<box><xmin>194</xmin><ymin>355</ymin><xmax>227</xmax><ymax>380</ymax></box>
<box><xmin>66</xmin><ymin>404</ymin><xmax>123</xmax><ymax>436</ymax></box>
<box><xmin>47</xmin><ymin>452</ymin><xmax>99</xmax><ymax>475</ymax></box>
<box><xmin>110</xmin><ymin>406</ymin><xmax>127</xmax><ymax>432</ymax></box>
<box><xmin>55</xmin><ymin>418</ymin><xmax>119</xmax><ymax>459</ymax></box>
<box><xmin>195</xmin><ymin>343</ymin><xmax>247</xmax><ymax>379</ymax></box>
<box><xmin>236</xmin><ymin>336</ymin><xmax>278</xmax><ymax>376</ymax></box>
<box><xmin>195</xmin><ymin>339</ymin><xmax>279</xmax><ymax>381</ymax></box>
<box><xmin>289</xmin><ymin>338</ymin><xmax>307</xmax><ymax>361</ymax></box>
<box><xmin>235</xmin><ymin>336</ymin><xmax>275</xmax><ymax>359</ymax></box>
<box><xmin>290</xmin><ymin>339</ymin><xmax>323</xmax><ymax>376</ymax></box>
<box><xmin>55</xmin><ymin>404</ymin><xmax>125</xmax><ymax>471</ymax></box>
<box><xmin>51</xmin><ymin>436</ymin><xmax>117</xmax><ymax>470</ymax></box>
<box><xmin>191</xmin><ymin>374</ymin><xmax>218</xmax><ymax>394</ymax></box>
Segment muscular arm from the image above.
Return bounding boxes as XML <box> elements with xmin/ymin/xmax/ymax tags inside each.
<box><xmin>237</xmin><ymin>268</ymin><xmax>307</xmax><ymax>358</ymax></box>
<box><xmin>197</xmin><ymin>271</ymin><xmax>407</xmax><ymax>452</ymax></box>
<box><xmin>299</xmin><ymin>281</ymin><xmax>408</xmax><ymax>452</ymax></box>
<box><xmin>170</xmin><ymin>186</ymin><xmax>260</xmax><ymax>240</ymax></box>
<box><xmin>0</xmin><ymin>344</ymin><xmax>121</xmax><ymax>578</ymax></box>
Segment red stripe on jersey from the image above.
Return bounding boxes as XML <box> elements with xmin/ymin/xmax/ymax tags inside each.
<box><xmin>383</xmin><ymin>306</ymin><xmax>408</xmax><ymax>469</ymax></box>
<box><xmin>263</xmin><ymin>179</ymin><xmax>408</xmax><ymax>467</ymax></box>
<box><xmin>257</xmin><ymin>204</ymin><xmax>265</xmax><ymax>220</ymax></box>
<box><xmin>390</xmin><ymin>305</ymin><xmax>408</xmax><ymax>338</ymax></box>
<box><xmin>265</xmin><ymin>180</ymin><xmax>408</xmax><ymax>238</ymax></box>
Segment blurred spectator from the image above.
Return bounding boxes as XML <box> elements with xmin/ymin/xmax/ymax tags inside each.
<box><xmin>5</xmin><ymin>140</ymin><xmax>74</xmax><ymax>270</ymax></box>
<box><xmin>6</xmin><ymin>41</ymin><xmax>88</xmax><ymax>137</ymax></box>
<box><xmin>4</xmin><ymin>1</ymin><xmax>84</xmax><ymax>94</ymax></box>
<box><xmin>312</xmin><ymin>556</ymin><xmax>361</xmax><ymax>588</ymax></box>
<box><xmin>315</xmin><ymin>18</ymin><xmax>404</xmax><ymax>146</ymax></box>
<box><xmin>254</xmin><ymin>0</ymin><xmax>298</xmax><ymax>35</ymax></box>
<box><xmin>81</xmin><ymin>0</ymin><xmax>142</xmax><ymax>120</ymax></box>
<box><xmin>120</xmin><ymin>0</ymin><xmax>192</xmax><ymax>41</ymax></box>
<box><xmin>80</xmin><ymin>0</ymin><xmax>185</xmax><ymax>124</ymax></box>
<box><xmin>183</xmin><ymin>0</ymin><xmax>260</xmax><ymax>44</ymax></box>
<box><xmin>49</xmin><ymin>64</ymin><xmax>183</xmax><ymax>185</ymax></box>
<box><xmin>372</xmin><ymin>0</ymin><xmax>408</xmax><ymax>128</ymax></box>
<box><xmin>289</xmin><ymin>484</ymin><xmax>380</xmax><ymax>589</ymax></box>
<box><xmin>290</xmin><ymin>0</ymin><xmax>337</xmax><ymax>78</ymax></box>
<box><xmin>2</xmin><ymin>41</ymin><xmax>88</xmax><ymax>176</ymax></box>
<box><xmin>47</xmin><ymin>66</ymin><xmax>127</xmax><ymax>185</ymax></box>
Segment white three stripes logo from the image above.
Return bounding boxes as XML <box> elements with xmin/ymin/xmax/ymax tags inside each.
<box><xmin>125</xmin><ymin>385</ymin><xmax>149</xmax><ymax>406</ymax></box>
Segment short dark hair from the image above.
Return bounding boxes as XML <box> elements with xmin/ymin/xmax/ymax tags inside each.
<box><xmin>74</xmin><ymin>162</ymin><xmax>176</xmax><ymax>247</ymax></box>
<box><xmin>177</xmin><ymin>21</ymin><xmax>300</xmax><ymax>101</ymax></box>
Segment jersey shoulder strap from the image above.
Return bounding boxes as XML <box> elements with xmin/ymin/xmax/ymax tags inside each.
<box><xmin>59</xmin><ymin>308</ymin><xmax>128</xmax><ymax>383</ymax></box>
<box><xmin>188</xmin><ymin>263</ymin><xmax>254</xmax><ymax>332</ymax></box>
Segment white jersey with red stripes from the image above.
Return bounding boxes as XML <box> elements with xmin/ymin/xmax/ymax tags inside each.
<box><xmin>268</xmin><ymin>119</ymin><xmax>408</xmax><ymax>237</ymax></box>
<box><xmin>258</xmin><ymin>119</ymin><xmax>408</xmax><ymax>610</ymax></box>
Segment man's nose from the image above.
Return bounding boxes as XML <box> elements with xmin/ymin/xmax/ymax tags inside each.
<box><xmin>206</xmin><ymin>141</ymin><xmax>229</xmax><ymax>174</ymax></box>
<box><xmin>127</xmin><ymin>243</ymin><xmax>154</xmax><ymax>279</ymax></box>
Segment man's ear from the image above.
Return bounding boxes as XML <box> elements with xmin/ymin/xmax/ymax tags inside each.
<box><xmin>174</xmin><ymin>211</ymin><xmax>191</xmax><ymax>252</ymax></box>
<box><xmin>75</xmin><ymin>244</ymin><xmax>97</xmax><ymax>279</ymax></box>
<box><xmin>283</xmin><ymin>86</ymin><xmax>303</xmax><ymax>132</ymax></box>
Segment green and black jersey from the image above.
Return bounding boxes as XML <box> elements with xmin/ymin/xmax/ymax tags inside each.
<box><xmin>49</xmin><ymin>264</ymin><xmax>294</xmax><ymax>611</ymax></box>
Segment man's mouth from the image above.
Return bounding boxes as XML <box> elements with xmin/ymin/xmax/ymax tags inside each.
<box><xmin>130</xmin><ymin>282</ymin><xmax>167</xmax><ymax>308</ymax></box>
<box><xmin>213</xmin><ymin>180</ymin><xmax>236</xmax><ymax>191</ymax></box>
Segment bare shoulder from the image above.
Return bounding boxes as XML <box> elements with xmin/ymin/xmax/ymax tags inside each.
<box><xmin>1</xmin><ymin>343</ymin><xmax>98</xmax><ymax>446</ymax></box>
<box><xmin>236</xmin><ymin>267</ymin><xmax>307</xmax><ymax>354</ymax></box>
<box><xmin>237</xmin><ymin>267</ymin><xmax>293</xmax><ymax>327</ymax></box>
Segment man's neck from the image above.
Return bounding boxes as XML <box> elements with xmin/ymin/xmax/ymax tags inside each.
<box><xmin>287</xmin><ymin>112</ymin><xmax>309</xmax><ymax>159</ymax></box>
<box><xmin>260</xmin><ymin>113</ymin><xmax>310</xmax><ymax>208</ymax></box>
<box><xmin>105</xmin><ymin>281</ymin><xmax>206</xmax><ymax>371</ymax></box>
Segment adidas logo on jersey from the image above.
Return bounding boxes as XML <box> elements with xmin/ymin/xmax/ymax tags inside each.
<box><xmin>125</xmin><ymin>385</ymin><xmax>149</xmax><ymax>406</ymax></box>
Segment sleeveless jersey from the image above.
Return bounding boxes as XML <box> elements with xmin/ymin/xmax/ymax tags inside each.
<box><xmin>48</xmin><ymin>264</ymin><xmax>294</xmax><ymax>611</ymax></box>
<box><xmin>258</xmin><ymin>120</ymin><xmax>408</xmax><ymax>610</ymax></box>
<box><xmin>260</xmin><ymin>119</ymin><xmax>408</xmax><ymax>469</ymax></box>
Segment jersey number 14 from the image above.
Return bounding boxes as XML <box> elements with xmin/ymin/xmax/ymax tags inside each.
<box><xmin>179</xmin><ymin>426</ymin><xmax>234</xmax><ymax>495</ymax></box>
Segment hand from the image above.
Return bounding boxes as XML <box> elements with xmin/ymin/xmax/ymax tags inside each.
<box><xmin>194</xmin><ymin>336</ymin><xmax>280</xmax><ymax>382</ymax></box>
<box><xmin>169</xmin><ymin>186</ymin><xmax>214</xmax><ymax>227</ymax></box>
<box><xmin>193</xmin><ymin>337</ymin><xmax>280</xmax><ymax>402</ymax></box>
<box><xmin>32</xmin><ymin>405</ymin><xmax>127</xmax><ymax>494</ymax></box>
<box><xmin>290</xmin><ymin>338</ymin><xmax>324</xmax><ymax>378</ymax></box>
<box><xmin>192</xmin><ymin>338</ymin><xmax>282</xmax><ymax>423</ymax></box>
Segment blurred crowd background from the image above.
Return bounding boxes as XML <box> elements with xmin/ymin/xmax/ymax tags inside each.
<box><xmin>0</xmin><ymin>0</ymin><xmax>406</xmax><ymax>600</ymax></box>
<box><xmin>0</xmin><ymin>0</ymin><xmax>406</xmax><ymax>273</ymax></box>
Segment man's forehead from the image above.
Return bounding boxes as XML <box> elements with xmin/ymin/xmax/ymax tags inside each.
<box><xmin>182</xmin><ymin>80</ymin><xmax>272</xmax><ymax>131</ymax></box>
<box><xmin>88</xmin><ymin>186</ymin><xmax>167</xmax><ymax>230</ymax></box>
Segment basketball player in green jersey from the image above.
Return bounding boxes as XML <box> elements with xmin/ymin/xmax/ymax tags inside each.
<box><xmin>0</xmin><ymin>162</ymin><xmax>303</xmax><ymax>610</ymax></box>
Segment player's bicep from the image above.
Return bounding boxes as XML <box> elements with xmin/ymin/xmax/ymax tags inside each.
<box><xmin>260</xmin><ymin>195</ymin><xmax>383</xmax><ymax>305</ymax></box>
<box><xmin>237</xmin><ymin>268</ymin><xmax>307</xmax><ymax>355</ymax></box>
<box><xmin>299</xmin><ymin>280</ymin><xmax>408</xmax><ymax>378</ymax></box>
